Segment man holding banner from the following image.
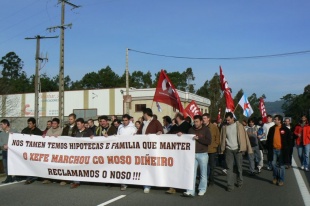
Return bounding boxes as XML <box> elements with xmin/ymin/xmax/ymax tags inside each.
<box><xmin>70</xmin><ymin>118</ymin><xmax>94</xmax><ymax>189</ymax></box>
<box><xmin>117</xmin><ymin>114</ymin><xmax>137</xmax><ymax>191</ymax></box>
<box><xmin>137</xmin><ymin>108</ymin><xmax>163</xmax><ymax>193</ymax></box>
<box><xmin>23</xmin><ymin>117</ymin><xmax>43</xmax><ymax>185</ymax></box>
<box><xmin>182</xmin><ymin>115</ymin><xmax>211</xmax><ymax>197</ymax></box>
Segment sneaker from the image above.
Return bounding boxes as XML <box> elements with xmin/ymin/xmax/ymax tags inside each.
<box><xmin>235</xmin><ymin>183</ymin><xmax>243</xmax><ymax>188</ymax></box>
<box><xmin>305</xmin><ymin>168</ymin><xmax>309</xmax><ymax>172</ymax></box>
<box><xmin>208</xmin><ymin>181</ymin><xmax>214</xmax><ymax>187</ymax></box>
<box><xmin>165</xmin><ymin>188</ymin><xmax>176</xmax><ymax>194</ymax></box>
<box><xmin>120</xmin><ymin>185</ymin><xmax>127</xmax><ymax>191</ymax></box>
<box><xmin>182</xmin><ymin>192</ymin><xmax>194</xmax><ymax>197</ymax></box>
<box><xmin>272</xmin><ymin>178</ymin><xmax>277</xmax><ymax>185</ymax></box>
<box><xmin>1</xmin><ymin>177</ymin><xmax>13</xmax><ymax>184</ymax></box>
<box><xmin>42</xmin><ymin>180</ymin><xmax>51</xmax><ymax>184</ymax></box>
<box><xmin>70</xmin><ymin>183</ymin><xmax>80</xmax><ymax>189</ymax></box>
<box><xmin>144</xmin><ymin>188</ymin><xmax>150</xmax><ymax>194</ymax></box>
<box><xmin>222</xmin><ymin>169</ymin><xmax>227</xmax><ymax>175</ymax></box>
<box><xmin>24</xmin><ymin>180</ymin><xmax>34</xmax><ymax>185</ymax></box>
<box><xmin>267</xmin><ymin>166</ymin><xmax>272</xmax><ymax>171</ymax></box>
<box><xmin>301</xmin><ymin>166</ymin><xmax>304</xmax><ymax>170</ymax></box>
<box><xmin>60</xmin><ymin>181</ymin><xmax>67</xmax><ymax>186</ymax></box>
<box><xmin>278</xmin><ymin>181</ymin><xmax>284</xmax><ymax>186</ymax></box>
<box><xmin>257</xmin><ymin>166</ymin><xmax>262</xmax><ymax>173</ymax></box>
<box><xmin>198</xmin><ymin>191</ymin><xmax>205</xmax><ymax>196</ymax></box>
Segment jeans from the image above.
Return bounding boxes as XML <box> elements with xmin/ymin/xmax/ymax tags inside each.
<box><xmin>225</xmin><ymin>149</ymin><xmax>243</xmax><ymax>190</ymax></box>
<box><xmin>2</xmin><ymin>157</ymin><xmax>7</xmax><ymax>175</ymax></box>
<box><xmin>305</xmin><ymin>144</ymin><xmax>310</xmax><ymax>168</ymax></box>
<box><xmin>259</xmin><ymin>150</ymin><xmax>264</xmax><ymax>167</ymax></box>
<box><xmin>208</xmin><ymin>153</ymin><xmax>216</xmax><ymax>184</ymax></box>
<box><xmin>297</xmin><ymin>145</ymin><xmax>304</xmax><ymax>165</ymax></box>
<box><xmin>248</xmin><ymin>146</ymin><xmax>262</xmax><ymax>172</ymax></box>
<box><xmin>272</xmin><ymin>149</ymin><xmax>285</xmax><ymax>182</ymax></box>
<box><xmin>187</xmin><ymin>153</ymin><xmax>208</xmax><ymax>196</ymax></box>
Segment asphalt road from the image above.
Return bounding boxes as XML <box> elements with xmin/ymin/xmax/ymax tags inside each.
<box><xmin>0</xmin><ymin>150</ymin><xmax>309</xmax><ymax>206</ymax></box>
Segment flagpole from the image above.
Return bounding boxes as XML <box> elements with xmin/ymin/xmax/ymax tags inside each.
<box><xmin>233</xmin><ymin>104</ymin><xmax>240</xmax><ymax>113</ymax></box>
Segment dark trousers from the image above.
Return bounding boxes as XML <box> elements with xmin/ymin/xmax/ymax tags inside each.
<box><xmin>2</xmin><ymin>151</ymin><xmax>13</xmax><ymax>181</ymax></box>
<box><xmin>2</xmin><ymin>151</ymin><xmax>8</xmax><ymax>175</ymax></box>
<box><xmin>208</xmin><ymin>153</ymin><xmax>216</xmax><ymax>184</ymax></box>
<box><xmin>225</xmin><ymin>149</ymin><xmax>243</xmax><ymax>189</ymax></box>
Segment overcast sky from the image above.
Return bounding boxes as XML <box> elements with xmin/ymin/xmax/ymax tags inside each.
<box><xmin>1</xmin><ymin>0</ymin><xmax>309</xmax><ymax>101</ymax></box>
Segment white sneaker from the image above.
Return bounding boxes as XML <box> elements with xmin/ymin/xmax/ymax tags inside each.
<box><xmin>257</xmin><ymin>166</ymin><xmax>262</xmax><ymax>173</ymax></box>
<box><xmin>305</xmin><ymin>168</ymin><xmax>309</xmax><ymax>172</ymax></box>
<box><xmin>144</xmin><ymin>188</ymin><xmax>150</xmax><ymax>194</ymax></box>
<box><xmin>301</xmin><ymin>166</ymin><xmax>304</xmax><ymax>170</ymax></box>
<box><xmin>198</xmin><ymin>191</ymin><xmax>205</xmax><ymax>196</ymax></box>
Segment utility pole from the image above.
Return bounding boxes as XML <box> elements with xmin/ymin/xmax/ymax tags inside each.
<box><xmin>25</xmin><ymin>35</ymin><xmax>58</xmax><ymax>125</ymax></box>
<box><xmin>47</xmin><ymin>0</ymin><xmax>80</xmax><ymax>126</ymax></box>
<box><xmin>125</xmin><ymin>48</ymin><xmax>130</xmax><ymax>114</ymax></box>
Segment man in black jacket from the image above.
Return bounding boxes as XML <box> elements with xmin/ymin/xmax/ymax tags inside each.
<box><xmin>70</xmin><ymin>118</ymin><xmax>94</xmax><ymax>189</ymax></box>
<box><xmin>22</xmin><ymin>118</ymin><xmax>43</xmax><ymax>185</ymax></box>
<box><xmin>266</xmin><ymin>115</ymin><xmax>291</xmax><ymax>186</ymax></box>
<box><xmin>168</xmin><ymin>112</ymin><xmax>192</xmax><ymax>135</ymax></box>
<box><xmin>62</xmin><ymin>113</ymin><xmax>78</xmax><ymax>137</ymax></box>
<box><xmin>95</xmin><ymin>115</ymin><xmax>117</xmax><ymax>136</ymax></box>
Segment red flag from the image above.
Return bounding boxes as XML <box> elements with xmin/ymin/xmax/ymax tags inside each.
<box><xmin>153</xmin><ymin>70</ymin><xmax>184</xmax><ymax>113</ymax></box>
<box><xmin>184</xmin><ymin>100</ymin><xmax>202</xmax><ymax>119</ymax></box>
<box><xmin>217</xmin><ymin>108</ymin><xmax>221</xmax><ymax>123</ymax></box>
<box><xmin>259</xmin><ymin>98</ymin><xmax>268</xmax><ymax>123</ymax></box>
<box><xmin>219</xmin><ymin>66</ymin><xmax>235</xmax><ymax>112</ymax></box>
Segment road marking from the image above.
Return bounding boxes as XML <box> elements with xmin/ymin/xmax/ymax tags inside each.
<box><xmin>97</xmin><ymin>195</ymin><xmax>126</xmax><ymax>206</ymax></box>
<box><xmin>292</xmin><ymin>158</ymin><xmax>310</xmax><ymax>206</ymax></box>
<box><xmin>0</xmin><ymin>180</ymin><xmax>25</xmax><ymax>187</ymax></box>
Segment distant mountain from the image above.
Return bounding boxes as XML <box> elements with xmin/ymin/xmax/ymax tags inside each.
<box><xmin>265</xmin><ymin>100</ymin><xmax>285</xmax><ymax>116</ymax></box>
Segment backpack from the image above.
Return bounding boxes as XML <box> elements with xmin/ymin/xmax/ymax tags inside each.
<box><xmin>257</xmin><ymin>127</ymin><xmax>264</xmax><ymax>136</ymax></box>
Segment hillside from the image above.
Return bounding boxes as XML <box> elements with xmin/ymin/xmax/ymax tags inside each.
<box><xmin>265</xmin><ymin>100</ymin><xmax>285</xmax><ymax>116</ymax></box>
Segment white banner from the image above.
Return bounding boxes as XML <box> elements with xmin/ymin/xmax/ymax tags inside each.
<box><xmin>8</xmin><ymin>133</ymin><xmax>195</xmax><ymax>189</ymax></box>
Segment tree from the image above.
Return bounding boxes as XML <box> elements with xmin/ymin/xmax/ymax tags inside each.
<box><xmin>97</xmin><ymin>66</ymin><xmax>120</xmax><ymax>88</ymax></box>
<box><xmin>281</xmin><ymin>85</ymin><xmax>310</xmax><ymax>124</ymax></box>
<box><xmin>52</xmin><ymin>75</ymin><xmax>72</xmax><ymax>90</ymax></box>
<box><xmin>196</xmin><ymin>73</ymin><xmax>222</xmax><ymax>119</ymax></box>
<box><xmin>80</xmin><ymin>72</ymin><xmax>101</xmax><ymax>89</ymax></box>
<box><xmin>233</xmin><ymin>89</ymin><xmax>244</xmax><ymax>120</ymax></box>
<box><xmin>29</xmin><ymin>73</ymin><xmax>59</xmax><ymax>92</ymax></box>
<box><xmin>0</xmin><ymin>52</ymin><xmax>32</xmax><ymax>94</ymax></box>
<box><xmin>130</xmin><ymin>71</ymin><xmax>153</xmax><ymax>88</ymax></box>
<box><xmin>183</xmin><ymin>67</ymin><xmax>195</xmax><ymax>93</ymax></box>
<box><xmin>152</xmin><ymin>68</ymin><xmax>195</xmax><ymax>92</ymax></box>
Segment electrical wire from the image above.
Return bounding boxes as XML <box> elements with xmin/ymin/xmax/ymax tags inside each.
<box><xmin>128</xmin><ymin>49</ymin><xmax>310</xmax><ymax>60</ymax></box>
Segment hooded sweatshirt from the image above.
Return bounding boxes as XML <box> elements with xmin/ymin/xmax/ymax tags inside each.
<box><xmin>188</xmin><ymin>125</ymin><xmax>211</xmax><ymax>153</ymax></box>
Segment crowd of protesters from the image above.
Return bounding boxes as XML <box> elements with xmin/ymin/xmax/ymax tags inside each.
<box><xmin>0</xmin><ymin>109</ymin><xmax>309</xmax><ymax>197</ymax></box>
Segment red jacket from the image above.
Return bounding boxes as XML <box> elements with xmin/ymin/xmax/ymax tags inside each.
<box><xmin>294</xmin><ymin>122</ymin><xmax>310</xmax><ymax>145</ymax></box>
<box><xmin>137</xmin><ymin>119</ymin><xmax>163</xmax><ymax>135</ymax></box>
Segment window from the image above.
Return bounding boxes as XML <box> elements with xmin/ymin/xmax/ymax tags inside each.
<box><xmin>135</xmin><ymin>104</ymin><xmax>146</xmax><ymax>112</ymax></box>
<box><xmin>73</xmin><ymin>109</ymin><xmax>97</xmax><ymax>119</ymax></box>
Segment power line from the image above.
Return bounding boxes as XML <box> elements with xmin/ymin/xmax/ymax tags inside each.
<box><xmin>128</xmin><ymin>49</ymin><xmax>310</xmax><ymax>60</ymax></box>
